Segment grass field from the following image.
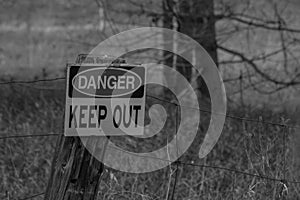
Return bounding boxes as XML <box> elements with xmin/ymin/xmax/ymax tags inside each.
<box><xmin>1</xmin><ymin>0</ymin><xmax>300</xmax><ymax>199</ymax></box>
<box><xmin>0</xmin><ymin>83</ymin><xmax>299</xmax><ymax>200</ymax></box>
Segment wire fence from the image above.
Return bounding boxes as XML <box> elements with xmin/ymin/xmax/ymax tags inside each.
<box><xmin>0</xmin><ymin>77</ymin><xmax>299</xmax><ymax>199</ymax></box>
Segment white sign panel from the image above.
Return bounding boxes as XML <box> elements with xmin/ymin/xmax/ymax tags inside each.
<box><xmin>64</xmin><ymin>64</ymin><xmax>146</xmax><ymax>136</ymax></box>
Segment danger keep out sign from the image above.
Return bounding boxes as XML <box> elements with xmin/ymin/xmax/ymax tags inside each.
<box><xmin>64</xmin><ymin>64</ymin><xmax>146</xmax><ymax>136</ymax></box>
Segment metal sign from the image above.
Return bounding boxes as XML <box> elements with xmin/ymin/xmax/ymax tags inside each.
<box><xmin>64</xmin><ymin>63</ymin><xmax>146</xmax><ymax>136</ymax></box>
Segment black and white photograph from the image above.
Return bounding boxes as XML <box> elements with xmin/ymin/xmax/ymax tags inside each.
<box><xmin>1</xmin><ymin>0</ymin><xmax>300</xmax><ymax>199</ymax></box>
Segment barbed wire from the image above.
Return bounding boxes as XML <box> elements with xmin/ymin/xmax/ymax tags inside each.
<box><xmin>0</xmin><ymin>77</ymin><xmax>299</xmax><ymax>130</ymax></box>
<box><xmin>18</xmin><ymin>192</ymin><xmax>45</xmax><ymax>200</ymax></box>
<box><xmin>146</xmin><ymin>94</ymin><xmax>300</xmax><ymax>129</ymax></box>
<box><xmin>0</xmin><ymin>77</ymin><xmax>65</xmax><ymax>85</ymax></box>
<box><xmin>12</xmin><ymin>148</ymin><xmax>299</xmax><ymax>200</ymax></box>
<box><xmin>1</xmin><ymin>130</ymin><xmax>296</xmax><ymax>184</ymax></box>
<box><xmin>0</xmin><ymin>133</ymin><xmax>60</xmax><ymax>140</ymax></box>
<box><xmin>105</xmin><ymin>142</ymin><xmax>299</xmax><ymax>184</ymax></box>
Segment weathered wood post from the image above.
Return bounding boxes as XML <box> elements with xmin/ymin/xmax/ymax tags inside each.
<box><xmin>44</xmin><ymin>55</ymin><xmax>115</xmax><ymax>200</ymax></box>
<box><xmin>44</xmin><ymin>136</ymin><xmax>108</xmax><ymax>200</ymax></box>
<box><xmin>45</xmin><ymin>54</ymin><xmax>145</xmax><ymax>199</ymax></box>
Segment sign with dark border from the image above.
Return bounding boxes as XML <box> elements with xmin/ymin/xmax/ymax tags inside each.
<box><xmin>64</xmin><ymin>64</ymin><xmax>146</xmax><ymax>136</ymax></box>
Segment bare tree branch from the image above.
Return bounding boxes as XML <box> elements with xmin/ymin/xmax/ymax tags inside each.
<box><xmin>218</xmin><ymin>46</ymin><xmax>287</xmax><ymax>65</ymax></box>
<box><xmin>227</xmin><ymin>15</ymin><xmax>300</xmax><ymax>33</ymax></box>
<box><xmin>217</xmin><ymin>45</ymin><xmax>300</xmax><ymax>86</ymax></box>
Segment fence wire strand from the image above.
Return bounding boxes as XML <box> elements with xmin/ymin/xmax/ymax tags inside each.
<box><xmin>18</xmin><ymin>192</ymin><xmax>45</xmax><ymax>200</ymax></box>
<box><xmin>0</xmin><ymin>77</ymin><xmax>65</xmax><ymax>85</ymax></box>
<box><xmin>0</xmin><ymin>133</ymin><xmax>60</xmax><ymax>140</ymax></box>
<box><xmin>1</xmin><ymin>77</ymin><xmax>299</xmax><ymax>129</ymax></box>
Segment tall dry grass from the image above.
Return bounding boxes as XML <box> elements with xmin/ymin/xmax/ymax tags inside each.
<box><xmin>0</xmin><ymin>84</ymin><xmax>299</xmax><ymax>200</ymax></box>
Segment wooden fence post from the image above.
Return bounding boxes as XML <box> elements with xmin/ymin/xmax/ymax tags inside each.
<box><xmin>44</xmin><ymin>136</ymin><xmax>108</xmax><ymax>200</ymax></box>
<box><xmin>44</xmin><ymin>55</ymin><xmax>112</xmax><ymax>200</ymax></box>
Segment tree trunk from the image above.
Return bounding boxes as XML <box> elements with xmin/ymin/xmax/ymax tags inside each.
<box><xmin>178</xmin><ymin>0</ymin><xmax>218</xmax><ymax>63</ymax></box>
<box><xmin>163</xmin><ymin>0</ymin><xmax>218</xmax><ymax>97</ymax></box>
